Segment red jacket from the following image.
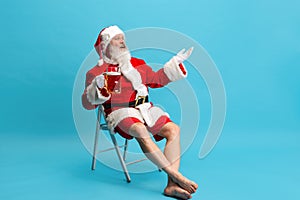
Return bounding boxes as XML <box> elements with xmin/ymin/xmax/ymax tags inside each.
<box><xmin>82</xmin><ymin>57</ymin><xmax>171</xmax><ymax>110</ymax></box>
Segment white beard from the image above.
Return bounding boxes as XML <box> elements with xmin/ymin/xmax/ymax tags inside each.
<box><xmin>108</xmin><ymin>45</ymin><xmax>131</xmax><ymax>64</ymax></box>
<box><xmin>103</xmin><ymin>44</ymin><xmax>148</xmax><ymax>99</ymax></box>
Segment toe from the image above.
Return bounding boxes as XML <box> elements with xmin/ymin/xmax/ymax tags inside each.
<box><xmin>164</xmin><ymin>186</ymin><xmax>192</xmax><ymax>200</ymax></box>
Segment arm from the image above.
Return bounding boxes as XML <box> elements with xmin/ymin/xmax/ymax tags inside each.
<box><xmin>163</xmin><ymin>58</ymin><xmax>187</xmax><ymax>82</ymax></box>
<box><xmin>144</xmin><ymin>63</ymin><xmax>187</xmax><ymax>88</ymax></box>
<box><xmin>163</xmin><ymin>47</ymin><xmax>192</xmax><ymax>82</ymax></box>
<box><xmin>81</xmin><ymin>70</ymin><xmax>110</xmax><ymax>110</ymax></box>
<box><xmin>139</xmin><ymin>48</ymin><xmax>192</xmax><ymax>88</ymax></box>
<box><xmin>142</xmin><ymin>63</ymin><xmax>171</xmax><ymax>88</ymax></box>
<box><xmin>126</xmin><ymin>57</ymin><xmax>168</xmax><ymax>88</ymax></box>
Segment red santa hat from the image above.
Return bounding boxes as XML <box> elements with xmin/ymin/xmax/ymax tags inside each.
<box><xmin>94</xmin><ymin>25</ymin><xmax>124</xmax><ymax>65</ymax></box>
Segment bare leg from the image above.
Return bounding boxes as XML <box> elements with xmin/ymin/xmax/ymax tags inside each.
<box><xmin>129</xmin><ymin>123</ymin><xmax>198</xmax><ymax>194</ymax></box>
<box><xmin>158</xmin><ymin>122</ymin><xmax>196</xmax><ymax>199</ymax></box>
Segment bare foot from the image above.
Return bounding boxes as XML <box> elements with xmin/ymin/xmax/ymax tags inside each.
<box><xmin>164</xmin><ymin>185</ymin><xmax>192</xmax><ymax>200</ymax></box>
<box><xmin>170</xmin><ymin>173</ymin><xmax>198</xmax><ymax>194</ymax></box>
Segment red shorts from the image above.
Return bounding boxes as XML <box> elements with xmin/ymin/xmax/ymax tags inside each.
<box><xmin>114</xmin><ymin>116</ymin><xmax>172</xmax><ymax>142</ymax></box>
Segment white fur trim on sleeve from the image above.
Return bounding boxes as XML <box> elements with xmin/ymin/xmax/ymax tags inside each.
<box><xmin>86</xmin><ymin>79</ymin><xmax>111</xmax><ymax>105</ymax></box>
<box><xmin>163</xmin><ymin>57</ymin><xmax>188</xmax><ymax>81</ymax></box>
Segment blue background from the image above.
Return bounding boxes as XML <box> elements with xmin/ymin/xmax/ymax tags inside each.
<box><xmin>1</xmin><ymin>0</ymin><xmax>299</xmax><ymax>199</ymax></box>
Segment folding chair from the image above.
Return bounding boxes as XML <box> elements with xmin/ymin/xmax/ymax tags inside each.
<box><xmin>91</xmin><ymin>106</ymin><xmax>148</xmax><ymax>183</ymax></box>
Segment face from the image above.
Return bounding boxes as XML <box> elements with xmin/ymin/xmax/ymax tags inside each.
<box><xmin>105</xmin><ymin>34</ymin><xmax>128</xmax><ymax>60</ymax></box>
<box><xmin>110</xmin><ymin>34</ymin><xmax>126</xmax><ymax>49</ymax></box>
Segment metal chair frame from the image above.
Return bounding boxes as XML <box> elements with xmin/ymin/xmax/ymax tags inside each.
<box><xmin>91</xmin><ymin>106</ymin><xmax>147</xmax><ymax>183</ymax></box>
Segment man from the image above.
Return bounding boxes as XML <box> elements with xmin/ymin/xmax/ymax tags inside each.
<box><xmin>82</xmin><ymin>25</ymin><xmax>198</xmax><ymax>199</ymax></box>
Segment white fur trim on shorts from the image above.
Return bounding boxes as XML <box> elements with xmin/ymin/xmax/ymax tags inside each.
<box><xmin>106</xmin><ymin>106</ymin><xmax>170</xmax><ymax>132</ymax></box>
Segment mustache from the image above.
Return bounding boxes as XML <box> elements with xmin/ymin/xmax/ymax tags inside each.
<box><xmin>108</xmin><ymin>45</ymin><xmax>129</xmax><ymax>59</ymax></box>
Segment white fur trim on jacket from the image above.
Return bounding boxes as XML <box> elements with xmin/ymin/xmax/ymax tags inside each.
<box><xmin>86</xmin><ymin>78</ymin><xmax>111</xmax><ymax>105</ymax></box>
<box><xmin>120</xmin><ymin>61</ymin><xmax>149</xmax><ymax>97</ymax></box>
<box><xmin>163</xmin><ymin>56</ymin><xmax>188</xmax><ymax>81</ymax></box>
<box><xmin>97</xmin><ymin>59</ymin><xmax>104</xmax><ymax>66</ymax></box>
<box><xmin>106</xmin><ymin>107</ymin><xmax>144</xmax><ymax>132</ymax></box>
<box><xmin>148</xmin><ymin>106</ymin><xmax>170</xmax><ymax>127</ymax></box>
<box><xmin>106</xmin><ymin>104</ymin><xmax>169</xmax><ymax>132</ymax></box>
<box><xmin>135</xmin><ymin>103</ymin><xmax>152</xmax><ymax>126</ymax></box>
<box><xmin>136</xmin><ymin>103</ymin><xmax>169</xmax><ymax>127</ymax></box>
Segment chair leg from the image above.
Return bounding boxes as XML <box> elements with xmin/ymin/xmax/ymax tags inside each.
<box><xmin>123</xmin><ymin>139</ymin><xmax>128</xmax><ymax>161</ymax></box>
<box><xmin>91</xmin><ymin>127</ymin><xmax>99</xmax><ymax>170</ymax></box>
<box><xmin>91</xmin><ymin>109</ymin><xmax>101</xmax><ymax>170</ymax></box>
<box><xmin>110</xmin><ymin>134</ymin><xmax>131</xmax><ymax>183</ymax></box>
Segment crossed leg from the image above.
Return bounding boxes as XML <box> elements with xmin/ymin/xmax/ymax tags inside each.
<box><xmin>158</xmin><ymin>122</ymin><xmax>195</xmax><ymax>199</ymax></box>
<box><xmin>128</xmin><ymin>122</ymin><xmax>198</xmax><ymax>199</ymax></box>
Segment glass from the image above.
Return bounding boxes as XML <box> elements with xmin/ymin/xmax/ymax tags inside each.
<box><xmin>103</xmin><ymin>71</ymin><xmax>121</xmax><ymax>94</ymax></box>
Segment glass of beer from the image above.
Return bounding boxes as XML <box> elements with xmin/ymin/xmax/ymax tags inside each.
<box><xmin>103</xmin><ymin>71</ymin><xmax>121</xmax><ymax>94</ymax></box>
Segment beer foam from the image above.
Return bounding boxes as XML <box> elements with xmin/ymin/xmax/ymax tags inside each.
<box><xmin>104</xmin><ymin>71</ymin><xmax>121</xmax><ymax>76</ymax></box>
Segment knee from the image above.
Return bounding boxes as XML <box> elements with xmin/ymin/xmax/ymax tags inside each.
<box><xmin>129</xmin><ymin>122</ymin><xmax>149</xmax><ymax>139</ymax></box>
<box><xmin>163</xmin><ymin>123</ymin><xmax>180</xmax><ymax>141</ymax></box>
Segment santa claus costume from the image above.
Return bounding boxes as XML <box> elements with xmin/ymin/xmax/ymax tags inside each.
<box><xmin>82</xmin><ymin>25</ymin><xmax>190</xmax><ymax>141</ymax></box>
